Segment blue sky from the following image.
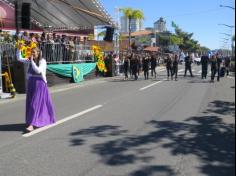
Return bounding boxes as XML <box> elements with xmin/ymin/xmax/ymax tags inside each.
<box><xmin>100</xmin><ymin>0</ymin><xmax>235</xmax><ymax>50</ymax></box>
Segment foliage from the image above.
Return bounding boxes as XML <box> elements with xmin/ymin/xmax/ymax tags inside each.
<box><xmin>98</xmin><ymin>31</ymin><xmax>106</xmax><ymax>38</ymax></box>
<box><xmin>121</xmin><ymin>8</ymin><xmax>144</xmax><ymax>49</ymax></box>
<box><xmin>138</xmin><ymin>36</ymin><xmax>150</xmax><ymax>44</ymax></box>
<box><xmin>158</xmin><ymin>34</ymin><xmax>171</xmax><ymax>46</ymax></box>
<box><xmin>170</xmin><ymin>35</ymin><xmax>183</xmax><ymax>45</ymax></box>
<box><xmin>198</xmin><ymin>46</ymin><xmax>210</xmax><ymax>53</ymax></box>
<box><xmin>172</xmin><ymin>26</ymin><xmax>201</xmax><ymax>52</ymax></box>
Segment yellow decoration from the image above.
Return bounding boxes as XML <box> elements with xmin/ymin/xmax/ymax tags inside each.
<box><xmin>16</xmin><ymin>39</ymin><xmax>38</xmax><ymax>60</ymax></box>
<box><xmin>92</xmin><ymin>45</ymin><xmax>107</xmax><ymax>73</ymax></box>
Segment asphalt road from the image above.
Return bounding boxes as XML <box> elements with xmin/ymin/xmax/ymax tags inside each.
<box><xmin>0</xmin><ymin>65</ymin><xmax>235</xmax><ymax>176</ymax></box>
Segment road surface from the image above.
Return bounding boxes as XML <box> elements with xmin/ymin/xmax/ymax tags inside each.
<box><xmin>0</xmin><ymin>66</ymin><xmax>235</xmax><ymax>176</ymax></box>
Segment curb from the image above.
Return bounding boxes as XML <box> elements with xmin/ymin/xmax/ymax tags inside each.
<box><xmin>0</xmin><ymin>77</ymin><xmax>111</xmax><ymax>105</ymax></box>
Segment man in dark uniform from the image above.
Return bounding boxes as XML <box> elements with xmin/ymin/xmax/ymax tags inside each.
<box><xmin>210</xmin><ymin>55</ymin><xmax>217</xmax><ymax>83</ymax></box>
<box><xmin>150</xmin><ymin>55</ymin><xmax>157</xmax><ymax>78</ymax></box>
<box><xmin>216</xmin><ymin>53</ymin><xmax>222</xmax><ymax>82</ymax></box>
<box><xmin>225</xmin><ymin>56</ymin><xmax>231</xmax><ymax>76</ymax></box>
<box><xmin>124</xmin><ymin>56</ymin><xmax>129</xmax><ymax>80</ymax></box>
<box><xmin>172</xmin><ymin>54</ymin><xmax>179</xmax><ymax>81</ymax></box>
<box><xmin>201</xmin><ymin>55</ymin><xmax>209</xmax><ymax>79</ymax></box>
<box><xmin>166</xmin><ymin>54</ymin><xmax>173</xmax><ymax>80</ymax></box>
<box><xmin>143</xmin><ymin>56</ymin><xmax>150</xmax><ymax>80</ymax></box>
<box><xmin>131</xmin><ymin>54</ymin><xmax>138</xmax><ymax>80</ymax></box>
<box><xmin>129</xmin><ymin>54</ymin><xmax>133</xmax><ymax>78</ymax></box>
<box><xmin>184</xmin><ymin>54</ymin><xmax>194</xmax><ymax>77</ymax></box>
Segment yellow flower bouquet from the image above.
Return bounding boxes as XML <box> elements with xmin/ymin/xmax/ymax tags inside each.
<box><xmin>92</xmin><ymin>45</ymin><xmax>107</xmax><ymax>73</ymax></box>
<box><xmin>16</xmin><ymin>39</ymin><xmax>38</xmax><ymax>59</ymax></box>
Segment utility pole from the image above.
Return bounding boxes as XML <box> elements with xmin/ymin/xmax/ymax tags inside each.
<box><xmin>115</xmin><ymin>7</ymin><xmax>121</xmax><ymax>55</ymax></box>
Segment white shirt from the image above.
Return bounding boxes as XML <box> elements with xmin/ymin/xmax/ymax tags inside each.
<box><xmin>16</xmin><ymin>50</ymin><xmax>47</xmax><ymax>83</ymax></box>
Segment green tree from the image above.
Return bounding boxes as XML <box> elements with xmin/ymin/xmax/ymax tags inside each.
<box><xmin>198</xmin><ymin>46</ymin><xmax>210</xmax><ymax>54</ymax></box>
<box><xmin>121</xmin><ymin>8</ymin><xmax>144</xmax><ymax>50</ymax></box>
<box><xmin>174</xmin><ymin>27</ymin><xmax>201</xmax><ymax>52</ymax></box>
<box><xmin>170</xmin><ymin>35</ymin><xmax>183</xmax><ymax>45</ymax></box>
<box><xmin>98</xmin><ymin>31</ymin><xmax>106</xmax><ymax>40</ymax></box>
<box><xmin>158</xmin><ymin>34</ymin><xmax>171</xmax><ymax>47</ymax></box>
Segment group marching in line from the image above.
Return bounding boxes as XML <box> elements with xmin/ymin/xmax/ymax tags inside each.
<box><xmin>121</xmin><ymin>52</ymin><xmax>232</xmax><ymax>83</ymax></box>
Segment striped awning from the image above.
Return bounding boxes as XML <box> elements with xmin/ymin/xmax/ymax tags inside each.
<box><xmin>1</xmin><ymin>0</ymin><xmax>114</xmax><ymax>30</ymax></box>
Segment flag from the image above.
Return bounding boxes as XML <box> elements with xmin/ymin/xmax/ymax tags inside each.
<box><xmin>172</xmin><ymin>21</ymin><xmax>178</xmax><ymax>28</ymax></box>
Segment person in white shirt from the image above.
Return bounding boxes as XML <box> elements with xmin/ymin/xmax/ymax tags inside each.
<box><xmin>17</xmin><ymin>46</ymin><xmax>56</xmax><ymax>132</ymax></box>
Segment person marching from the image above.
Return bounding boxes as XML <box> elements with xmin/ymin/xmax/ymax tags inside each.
<box><xmin>143</xmin><ymin>55</ymin><xmax>150</xmax><ymax>80</ymax></box>
<box><xmin>225</xmin><ymin>56</ymin><xmax>231</xmax><ymax>76</ymax></box>
<box><xmin>131</xmin><ymin>54</ymin><xmax>139</xmax><ymax>80</ymax></box>
<box><xmin>129</xmin><ymin>53</ymin><xmax>134</xmax><ymax>78</ymax></box>
<box><xmin>172</xmin><ymin>54</ymin><xmax>179</xmax><ymax>81</ymax></box>
<box><xmin>123</xmin><ymin>55</ymin><xmax>129</xmax><ymax>80</ymax></box>
<box><xmin>184</xmin><ymin>53</ymin><xmax>194</xmax><ymax>77</ymax></box>
<box><xmin>150</xmin><ymin>55</ymin><xmax>157</xmax><ymax>79</ymax></box>
<box><xmin>17</xmin><ymin>45</ymin><xmax>56</xmax><ymax>132</ymax></box>
<box><xmin>210</xmin><ymin>55</ymin><xmax>217</xmax><ymax>83</ymax></box>
<box><xmin>201</xmin><ymin>55</ymin><xmax>209</xmax><ymax>79</ymax></box>
<box><xmin>216</xmin><ymin>53</ymin><xmax>222</xmax><ymax>82</ymax></box>
<box><xmin>166</xmin><ymin>54</ymin><xmax>173</xmax><ymax>80</ymax></box>
<box><xmin>137</xmin><ymin>56</ymin><xmax>142</xmax><ymax>76</ymax></box>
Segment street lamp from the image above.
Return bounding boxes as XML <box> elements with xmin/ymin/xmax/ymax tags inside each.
<box><xmin>220</xmin><ymin>5</ymin><xmax>235</xmax><ymax>10</ymax></box>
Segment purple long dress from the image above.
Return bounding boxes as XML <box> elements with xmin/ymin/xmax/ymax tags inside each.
<box><xmin>26</xmin><ymin>64</ymin><xmax>56</xmax><ymax>127</ymax></box>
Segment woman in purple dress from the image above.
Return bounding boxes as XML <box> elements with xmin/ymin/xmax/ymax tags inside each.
<box><xmin>17</xmin><ymin>46</ymin><xmax>56</xmax><ymax>132</ymax></box>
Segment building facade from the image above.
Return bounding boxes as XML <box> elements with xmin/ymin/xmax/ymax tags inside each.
<box><xmin>154</xmin><ymin>17</ymin><xmax>167</xmax><ymax>32</ymax></box>
<box><xmin>120</xmin><ymin>16</ymin><xmax>143</xmax><ymax>33</ymax></box>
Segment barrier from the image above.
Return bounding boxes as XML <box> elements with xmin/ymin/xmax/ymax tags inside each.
<box><xmin>0</xmin><ymin>48</ymin><xmax>2</xmax><ymax>95</ymax></box>
<box><xmin>47</xmin><ymin>63</ymin><xmax>96</xmax><ymax>83</ymax></box>
<box><xmin>39</xmin><ymin>43</ymin><xmax>95</xmax><ymax>63</ymax></box>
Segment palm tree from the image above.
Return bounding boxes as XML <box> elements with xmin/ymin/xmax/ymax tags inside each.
<box><xmin>97</xmin><ymin>31</ymin><xmax>106</xmax><ymax>40</ymax></box>
<box><xmin>121</xmin><ymin>8</ymin><xmax>144</xmax><ymax>50</ymax></box>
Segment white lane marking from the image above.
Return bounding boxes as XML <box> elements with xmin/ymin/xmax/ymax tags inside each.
<box><xmin>198</xmin><ymin>70</ymin><xmax>202</xmax><ymax>74</ymax></box>
<box><xmin>228</xmin><ymin>76</ymin><xmax>235</xmax><ymax>79</ymax></box>
<box><xmin>140</xmin><ymin>81</ymin><xmax>163</xmax><ymax>91</ymax></box>
<box><xmin>158</xmin><ymin>68</ymin><xmax>166</xmax><ymax>72</ymax></box>
<box><xmin>23</xmin><ymin>105</ymin><xmax>103</xmax><ymax>137</ymax></box>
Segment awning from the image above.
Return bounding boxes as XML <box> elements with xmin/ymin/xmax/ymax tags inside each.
<box><xmin>144</xmin><ymin>46</ymin><xmax>160</xmax><ymax>52</ymax></box>
<box><xmin>123</xmin><ymin>30</ymin><xmax>153</xmax><ymax>37</ymax></box>
<box><xmin>3</xmin><ymin>0</ymin><xmax>114</xmax><ymax>30</ymax></box>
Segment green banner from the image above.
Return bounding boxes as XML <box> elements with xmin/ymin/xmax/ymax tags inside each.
<box><xmin>47</xmin><ymin>63</ymin><xmax>96</xmax><ymax>83</ymax></box>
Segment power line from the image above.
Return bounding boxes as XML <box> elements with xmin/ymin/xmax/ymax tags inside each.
<box><xmin>164</xmin><ymin>8</ymin><xmax>225</xmax><ymax>19</ymax></box>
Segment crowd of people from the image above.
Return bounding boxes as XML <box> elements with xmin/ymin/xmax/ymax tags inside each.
<box><xmin>0</xmin><ymin>31</ymin><xmax>93</xmax><ymax>63</ymax></box>
<box><xmin>120</xmin><ymin>52</ymin><xmax>232</xmax><ymax>83</ymax></box>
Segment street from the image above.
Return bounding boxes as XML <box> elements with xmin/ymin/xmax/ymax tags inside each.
<box><xmin>0</xmin><ymin>66</ymin><xmax>235</xmax><ymax>176</ymax></box>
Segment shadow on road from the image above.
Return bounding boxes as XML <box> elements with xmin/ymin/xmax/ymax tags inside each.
<box><xmin>0</xmin><ymin>123</ymin><xmax>26</xmax><ymax>132</ymax></box>
<box><xmin>130</xmin><ymin>165</ymin><xmax>176</xmax><ymax>176</ymax></box>
<box><xmin>205</xmin><ymin>100</ymin><xmax>235</xmax><ymax>116</ymax></box>
<box><xmin>69</xmin><ymin>100</ymin><xmax>235</xmax><ymax>176</ymax></box>
<box><xmin>70</xmin><ymin>125</ymin><xmax>128</xmax><ymax>146</ymax></box>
